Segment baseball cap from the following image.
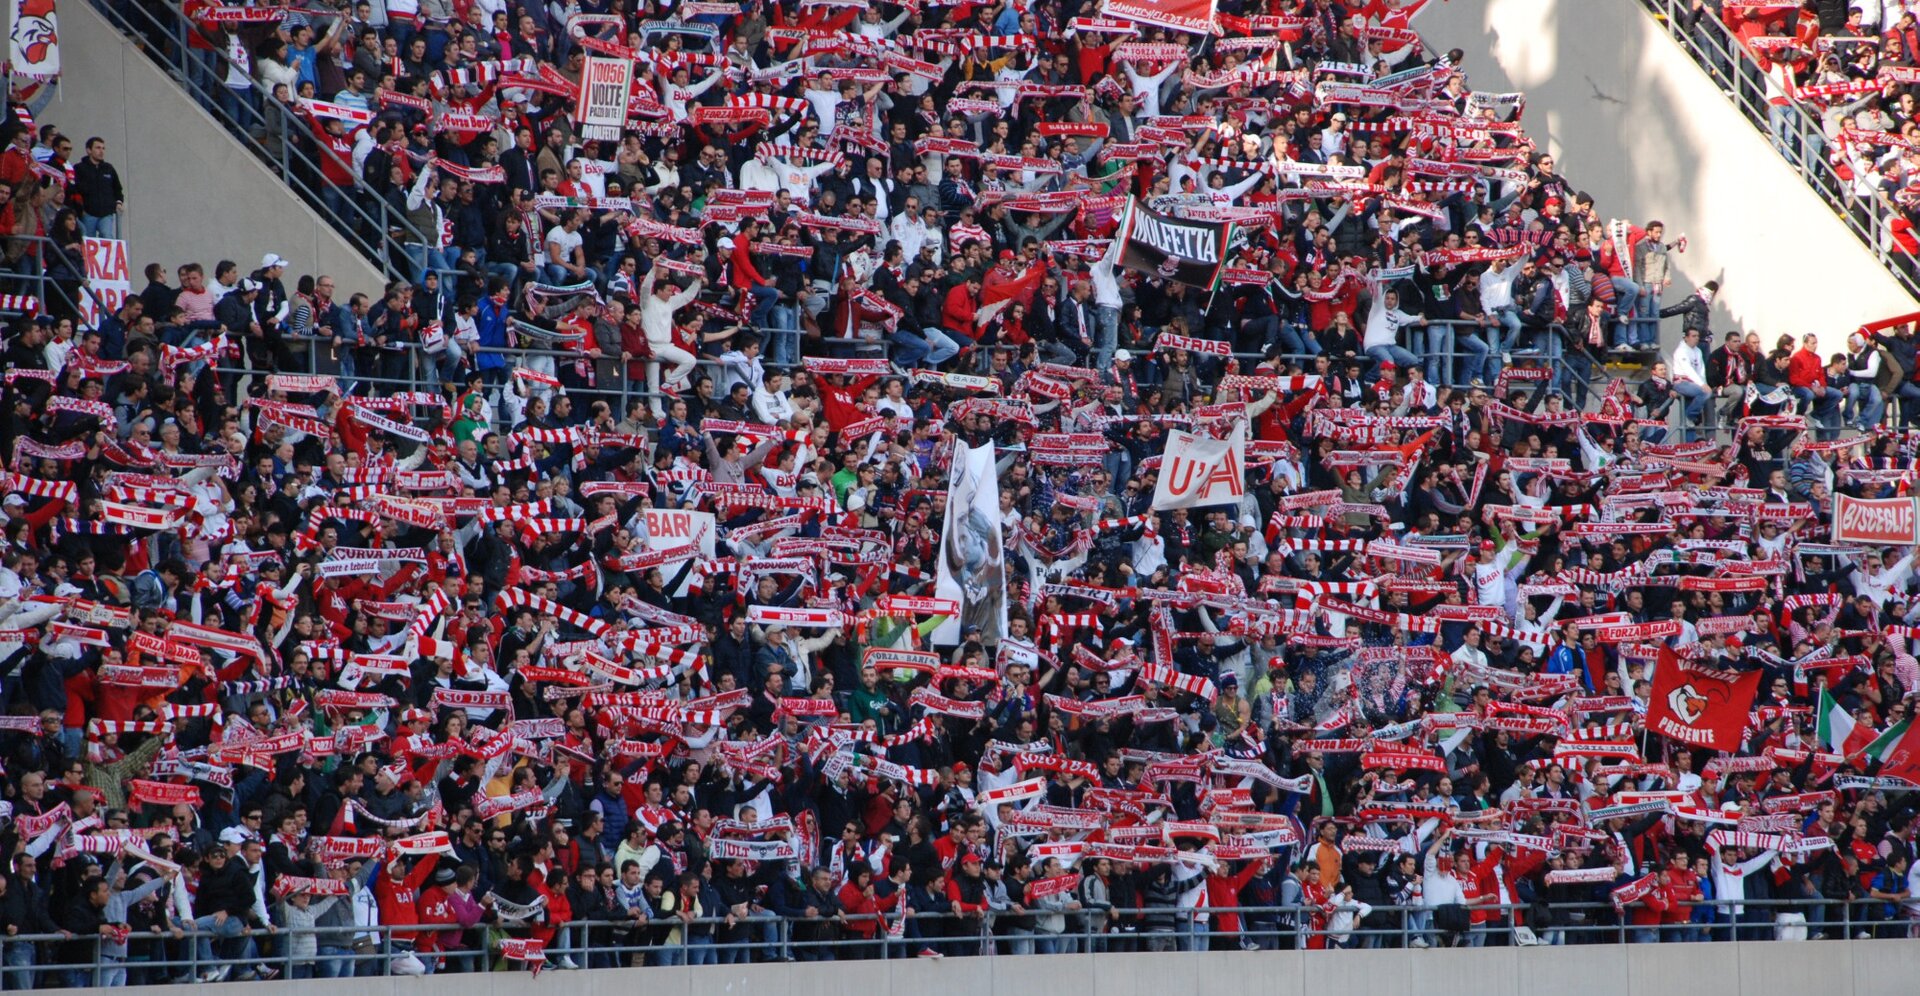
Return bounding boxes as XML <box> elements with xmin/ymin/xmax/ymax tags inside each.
<box><xmin>261</xmin><ymin>253</ymin><xmax>290</xmax><ymax>269</ymax></box>
<box><xmin>1114</xmin><ymin>349</ymin><xmax>1133</xmax><ymax>362</ymax></box>
<box><xmin>239</xmin><ymin>278</ymin><xmax>262</xmax><ymax>293</ymax></box>
<box><xmin>218</xmin><ymin>827</ymin><xmax>252</xmax><ymax>845</ymax></box>
<box><xmin>717</xmin><ymin>236</ymin><xmax>735</xmax><ymax>250</ymax></box>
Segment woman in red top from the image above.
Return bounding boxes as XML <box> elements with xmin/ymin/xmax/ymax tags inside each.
<box><xmin>836</xmin><ymin>864</ymin><xmax>902</xmax><ymax>955</ymax></box>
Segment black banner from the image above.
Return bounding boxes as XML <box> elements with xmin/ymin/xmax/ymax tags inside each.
<box><xmin>1118</xmin><ymin>198</ymin><xmax>1232</xmax><ymax>290</ymax></box>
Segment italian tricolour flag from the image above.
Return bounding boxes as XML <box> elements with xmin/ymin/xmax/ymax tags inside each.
<box><xmin>1817</xmin><ymin>689</ymin><xmax>1909</xmax><ymax>762</ymax></box>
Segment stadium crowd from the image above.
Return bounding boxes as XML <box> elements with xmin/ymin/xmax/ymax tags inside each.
<box><xmin>1698</xmin><ymin>0</ymin><xmax>1920</xmax><ymax>274</ymax></box>
<box><xmin>0</xmin><ymin>0</ymin><xmax>1916</xmax><ymax>986</ymax></box>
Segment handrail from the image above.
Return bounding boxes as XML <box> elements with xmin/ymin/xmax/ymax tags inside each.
<box><xmin>193</xmin><ymin>317</ymin><xmax>1615</xmax><ymax>443</ymax></box>
<box><xmin>0</xmin><ymin>895</ymin><xmax>1898</xmax><ymax>984</ymax></box>
<box><xmin>84</xmin><ymin>0</ymin><xmax>429</xmax><ymax>281</ymax></box>
<box><xmin>1637</xmin><ymin>0</ymin><xmax>1920</xmax><ymax>301</ymax></box>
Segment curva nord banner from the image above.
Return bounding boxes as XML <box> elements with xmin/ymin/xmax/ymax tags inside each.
<box><xmin>1832</xmin><ymin>494</ymin><xmax>1920</xmax><ymax>546</ymax></box>
<box><xmin>1116</xmin><ymin>197</ymin><xmax>1233</xmax><ymax>290</ymax></box>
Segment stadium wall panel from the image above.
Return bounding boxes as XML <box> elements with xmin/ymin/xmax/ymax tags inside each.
<box><xmin>46</xmin><ymin>938</ymin><xmax>1920</xmax><ymax>996</ymax></box>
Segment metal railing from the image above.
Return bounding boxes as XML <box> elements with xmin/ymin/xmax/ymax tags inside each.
<box><xmin>87</xmin><ymin>0</ymin><xmax>430</xmax><ymax>281</ymax></box>
<box><xmin>1638</xmin><ymin>0</ymin><xmax>1920</xmax><ymax>300</ymax></box>
<box><xmin>0</xmin><ymin>897</ymin><xmax>1907</xmax><ymax>985</ymax></box>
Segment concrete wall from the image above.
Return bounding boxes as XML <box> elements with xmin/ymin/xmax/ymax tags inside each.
<box><xmin>1422</xmin><ymin>0</ymin><xmax>1916</xmax><ymax>355</ymax></box>
<box><xmin>57</xmin><ymin>940</ymin><xmax>1920</xmax><ymax>996</ymax></box>
<box><xmin>36</xmin><ymin>1</ymin><xmax>384</xmax><ymax>293</ymax></box>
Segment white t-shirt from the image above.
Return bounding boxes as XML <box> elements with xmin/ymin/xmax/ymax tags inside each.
<box><xmin>545</xmin><ymin>226</ymin><xmax>584</xmax><ymax>266</ymax></box>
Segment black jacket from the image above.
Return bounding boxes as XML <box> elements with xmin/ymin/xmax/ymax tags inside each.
<box><xmin>72</xmin><ymin>158</ymin><xmax>124</xmax><ymax>218</ymax></box>
<box><xmin>194</xmin><ymin>859</ymin><xmax>262</xmax><ymax>922</ymax></box>
<box><xmin>1658</xmin><ymin>293</ymin><xmax>1711</xmax><ymax>337</ymax></box>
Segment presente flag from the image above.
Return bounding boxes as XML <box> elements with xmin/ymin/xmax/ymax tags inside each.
<box><xmin>932</xmin><ymin>441</ymin><xmax>1007</xmax><ymax>645</ymax></box>
<box><xmin>1151</xmin><ymin>422</ymin><xmax>1246</xmax><ymax>510</ymax></box>
<box><xmin>1646</xmin><ymin>646</ymin><xmax>1762</xmax><ymax>751</ymax></box>
<box><xmin>1116</xmin><ymin>197</ymin><xmax>1233</xmax><ymax>290</ymax></box>
<box><xmin>1818</xmin><ymin>687</ymin><xmax>1911</xmax><ymax>764</ymax></box>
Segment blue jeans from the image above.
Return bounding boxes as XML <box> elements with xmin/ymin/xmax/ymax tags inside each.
<box><xmin>1635</xmin><ymin>285</ymin><xmax>1660</xmax><ymax>343</ymax></box>
<box><xmin>1850</xmin><ymin>381</ymin><xmax>1885</xmax><ymax>430</ymax></box>
<box><xmin>541</xmin><ymin>262</ymin><xmax>597</xmax><ymax>287</ymax></box>
<box><xmin>192</xmin><ymin>914</ymin><xmax>256</xmax><ymax>973</ymax></box>
<box><xmin>924</xmin><ymin>327</ymin><xmax>962</xmax><ymax>365</ymax></box>
<box><xmin>1456</xmin><ymin>330</ymin><xmax>1492</xmax><ymax>387</ymax></box>
<box><xmin>1672</xmin><ymin>379</ymin><xmax>1710</xmax><ymax>438</ymax></box>
<box><xmin>1896</xmin><ymin>381</ymin><xmax>1920</xmax><ymax>425</ymax></box>
<box><xmin>407</xmin><ymin>245</ymin><xmax>452</xmax><ymax>285</ymax></box>
<box><xmin>686</xmin><ymin>935</ymin><xmax>716</xmax><ymax>965</ymax></box>
<box><xmin>81</xmin><ymin>213</ymin><xmax>118</xmax><ymax>239</ymax></box>
<box><xmin>1419</xmin><ymin>322</ymin><xmax>1453</xmax><ymax>385</ymax></box>
<box><xmin>888</xmin><ymin>329</ymin><xmax>931</xmax><ymax>368</ymax></box>
<box><xmin>768</xmin><ymin>305</ymin><xmax>798</xmax><ymax>365</ymax></box>
<box><xmin>1366</xmin><ymin>343</ymin><xmax>1418</xmax><ymax>373</ymax></box>
<box><xmin>744</xmin><ymin>283</ymin><xmax>780</xmax><ymax>330</ymax></box>
<box><xmin>1093</xmin><ymin>305</ymin><xmax>1120</xmax><ymax>370</ymax></box>
<box><xmin>1276</xmin><ymin>323</ymin><xmax>1320</xmax><ymax>357</ymax></box>
<box><xmin>314</xmin><ymin>945</ymin><xmax>350</xmax><ymax>979</ymax></box>
<box><xmin>5</xmin><ymin>939</ymin><xmax>35</xmax><ymax>991</ymax></box>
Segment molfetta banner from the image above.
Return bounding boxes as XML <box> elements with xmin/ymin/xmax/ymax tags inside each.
<box><xmin>933</xmin><ymin>441</ymin><xmax>1006</xmax><ymax>645</ymax></box>
<box><xmin>1832</xmin><ymin>494</ymin><xmax>1920</xmax><ymax>546</ymax></box>
<box><xmin>1117</xmin><ymin>197</ymin><xmax>1233</xmax><ymax>290</ymax></box>
<box><xmin>1152</xmin><ymin>421</ymin><xmax>1246</xmax><ymax>510</ymax></box>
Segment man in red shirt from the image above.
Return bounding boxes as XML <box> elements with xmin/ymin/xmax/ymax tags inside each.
<box><xmin>1661</xmin><ymin>851</ymin><xmax>1704</xmax><ymax>942</ymax></box>
<box><xmin>1788</xmin><ymin>331</ymin><xmax>1828</xmax><ymax>410</ymax></box>
<box><xmin>724</xmin><ymin>224</ymin><xmax>780</xmax><ymax>331</ymax></box>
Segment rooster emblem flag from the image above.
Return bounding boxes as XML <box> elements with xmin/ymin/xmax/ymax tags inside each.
<box><xmin>9</xmin><ymin>0</ymin><xmax>61</xmax><ymax>80</ymax></box>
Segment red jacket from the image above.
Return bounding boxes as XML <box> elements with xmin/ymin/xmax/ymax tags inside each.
<box><xmin>942</xmin><ymin>283</ymin><xmax>977</xmax><ymax>336</ymax></box>
<box><xmin>374</xmin><ymin>852</ymin><xmax>440</xmax><ymax>939</ymax></box>
<box><xmin>729</xmin><ymin>236</ymin><xmax>768</xmax><ymax>289</ymax></box>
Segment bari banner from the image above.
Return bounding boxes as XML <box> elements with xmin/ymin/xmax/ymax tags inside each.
<box><xmin>80</xmin><ymin>237</ymin><xmax>130</xmax><ymax>330</ymax></box>
<box><xmin>642</xmin><ymin>507</ymin><xmax>715</xmax><ymax>596</ymax></box>
<box><xmin>1647</xmin><ymin>646</ymin><xmax>1762</xmax><ymax>751</ymax></box>
<box><xmin>1099</xmin><ymin>0</ymin><xmax>1217</xmax><ymax>35</ymax></box>
<box><xmin>1117</xmin><ymin>197</ymin><xmax>1232</xmax><ymax>290</ymax></box>
<box><xmin>573</xmin><ymin>55</ymin><xmax>633</xmax><ymax>142</ymax></box>
<box><xmin>933</xmin><ymin>441</ymin><xmax>1006</xmax><ymax>646</ymax></box>
<box><xmin>9</xmin><ymin>0</ymin><xmax>59</xmax><ymax>80</ymax></box>
<box><xmin>1152</xmin><ymin>421</ymin><xmax>1246</xmax><ymax>510</ymax></box>
<box><xmin>1833</xmin><ymin>494</ymin><xmax>1920</xmax><ymax>545</ymax></box>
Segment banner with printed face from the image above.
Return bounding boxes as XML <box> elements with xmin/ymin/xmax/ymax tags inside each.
<box><xmin>1117</xmin><ymin>197</ymin><xmax>1233</xmax><ymax>290</ymax></box>
<box><xmin>642</xmin><ymin>507</ymin><xmax>715</xmax><ymax>595</ymax></box>
<box><xmin>573</xmin><ymin>55</ymin><xmax>634</xmax><ymax>142</ymax></box>
<box><xmin>1152</xmin><ymin>421</ymin><xmax>1246</xmax><ymax>510</ymax></box>
<box><xmin>1833</xmin><ymin>494</ymin><xmax>1920</xmax><ymax>546</ymax></box>
<box><xmin>9</xmin><ymin>0</ymin><xmax>59</xmax><ymax>80</ymax></box>
<box><xmin>933</xmin><ymin>441</ymin><xmax>1005</xmax><ymax>646</ymax></box>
